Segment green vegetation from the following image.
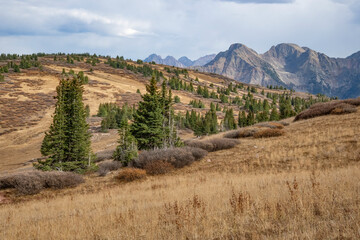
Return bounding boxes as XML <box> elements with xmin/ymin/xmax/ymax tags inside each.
<box><xmin>37</xmin><ymin>75</ymin><xmax>93</xmax><ymax>173</ymax></box>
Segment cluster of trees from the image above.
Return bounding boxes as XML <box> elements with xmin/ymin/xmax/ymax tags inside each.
<box><xmin>19</xmin><ymin>55</ymin><xmax>41</xmax><ymax>69</ymax></box>
<box><xmin>189</xmin><ymin>99</ymin><xmax>205</xmax><ymax>108</ymax></box>
<box><xmin>168</xmin><ymin>77</ymin><xmax>194</xmax><ymax>92</ymax></box>
<box><xmin>97</xmin><ymin>103</ymin><xmax>135</xmax><ymax>132</ymax></box>
<box><xmin>164</xmin><ymin>67</ymin><xmax>188</xmax><ymax>77</ymax></box>
<box><xmin>106</xmin><ymin>57</ymin><xmax>164</xmax><ymax>79</ymax></box>
<box><xmin>184</xmin><ymin>105</ymin><xmax>218</xmax><ymax>136</ymax></box>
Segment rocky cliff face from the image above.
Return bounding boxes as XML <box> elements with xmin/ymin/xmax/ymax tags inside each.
<box><xmin>199</xmin><ymin>43</ymin><xmax>360</xmax><ymax>99</ymax></box>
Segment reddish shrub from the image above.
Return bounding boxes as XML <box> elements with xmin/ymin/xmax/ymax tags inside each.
<box><xmin>144</xmin><ymin>160</ymin><xmax>174</xmax><ymax>175</ymax></box>
<box><xmin>116</xmin><ymin>168</ymin><xmax>146</xmax><ymax>182</ymax></box>
<box><xmin>253</xmin><ymin>129</ymin><xmax>285</xmax><ymax>138</ymax></box>
<box><xmin>295</xmin><ymin>98</ymin><xmax>359</xmax><ymax>121</ymax></box>
<box><xmin>224</xmin><ymin>128</ymin><xmax>259</xmax><ymax>139</ymax></box>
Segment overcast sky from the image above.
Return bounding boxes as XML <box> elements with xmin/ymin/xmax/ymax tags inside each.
<box><xmin>0</xmin><ymin>0</ymin><xmax>359</xmax><ymax>60</ymax></box>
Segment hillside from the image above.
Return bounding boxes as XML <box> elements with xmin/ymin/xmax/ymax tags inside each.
<box><xmin>198</xmin><ymin>43</ymin><xmax>360</xmax><ymax>99</ymax></box>
<box><xmin>0</xmin><ymin>54</ymin><xmax>312</xmax><ymax>172</ymax></box>
<box><xmin>0</xmin><ymin>104</ymin><xmax>359</xmax><ymax>239</ymax></box>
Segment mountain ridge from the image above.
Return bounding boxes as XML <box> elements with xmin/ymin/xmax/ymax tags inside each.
<box><xmin>199</xmin><ymin>43</ymin><xmax>360</xmax><ymax>99</ymax></box>
<box><xmin>144</xmin><ymin>54</ymin><xmax>216</xmax><ymax>67</ymax></box>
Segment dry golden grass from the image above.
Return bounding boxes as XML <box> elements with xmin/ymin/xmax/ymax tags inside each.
<box><xmin>0</xmin><ymin>108</ymin><xmax>359</xmax><ymax>239</ymax></box>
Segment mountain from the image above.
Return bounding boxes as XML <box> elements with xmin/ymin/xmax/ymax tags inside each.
<box><xmin>192</xmin><ymin>54</ymin><xmax>216</xmax><ymax>66</ymax></box>
<box><xmin>144</xmin><ymin>54</ymin><xmax>216</xmax><ymax>67</ymax></box>
<box><xmin>144</xmin><ymin>54</ymin><xmax>184</xmax><ymax>67</ymax></box>
<box><xmin>178</xmin><ymin>56</ymin><xmax>193</xmax><ymax>67</ymax></box>
<box><xmin>199</xmin><ymin>43</ymin><xmax>360</xmax><ymax>99</ymax></box>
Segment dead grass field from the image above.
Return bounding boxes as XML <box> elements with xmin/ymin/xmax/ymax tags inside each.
<box><xmin>0</xmin><ymin>107</ymin><xmax>359</xmax><ymax>239</ymax></box>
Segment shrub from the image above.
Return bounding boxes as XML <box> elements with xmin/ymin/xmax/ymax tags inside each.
<box><xmin>184</xmin><ymin>140</ymin><xmax>214</xmax><ymax>152</ymax></box>
<box><xmin>255</xmin><ymin>122</ymin><xmax>284</xmax><ymax>129</ymax></box>
<box><xmin>185</xmin><ymin>138</ymin><xmax>239</xmax><ymax>151</ymax></box>
<box><xmin>330</xmin><ymin>103</ymin><xmax>357</xmax><ymax>115</ymax></box>
<box><xmin>97</xmin><ymin>161</ymin><xmax>122</xmax><ymax>176</ymax></box>
<box><xmin>144</xmin><ymin>160</ymin><xmax>174</xmax><ymax>175</ymax></box>
<box><xmin>274</xmin><ymin>121</ymin><xmax>290</xmax><ymax>126</ymax></box>
<box><xmin>94</xmin><ymin>149</ymin><xmax>114</xmax><ymax>162</ymax></box>
<box><xmin>294</xmin><ymin>98</ymin><xmax>359</xmax><ymax>121</ymax></box>
<box><xmin>223</xmin><ymin>128</ymin><xmax>259</xmax><ymax>139</ymax></box>
<box><xmin>342</xmin><ymin>97</ymin><xmax>360</xmax><ymax>106</ymax></box>
<box><xmin>183</xmin><ymin>147</ymin><xmax>208</xmax><ymax>160</ymax></box>
<box><xmin>208</xmin><ymin>138</ymin><xmax>240</xmax><ymax>151</ymax></box>
<box><xmin>44</xmin><ymin>172</ymin><xmax>85</xmax><ymax>189</ymax></box>
<box><xmin>116</xmin><ymin>168</ymin><xmax>146</xmax><ymax>182</ymax></box>
<box><xmin>253</xmin><ymin>129</ymin><xmax>285</xmax><ymax>138</ymax></box>
<box><xmin>135</xmin><ymin>148</ymin><xmax>195</xmax><ymax>169</ymax></box>
<box><xmin>0</xmin><ymin>171</ymin><xmax>84</xmax><ymax>195</ymax></box>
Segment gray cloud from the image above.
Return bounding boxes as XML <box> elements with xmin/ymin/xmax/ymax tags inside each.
<box><xmin>0</xmin><ymin>0</ymin><xmax>359</xmax><ymax>59</ymax></box>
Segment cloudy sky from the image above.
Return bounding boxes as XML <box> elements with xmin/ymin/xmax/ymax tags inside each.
<box><xmin>0</xmin><ymin>0</ymin><xmax>359</xmax><ymax>60</ymax></box>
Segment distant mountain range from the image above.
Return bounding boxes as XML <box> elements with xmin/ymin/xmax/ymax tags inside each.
<box><xmin>144</xmin><ymin>44</ymin><xmax>359</xmax><ymax>99</ymax></box>
<box><xmin>144</xmin><ymin>54</ymin><xmax>216</xmax><ymax>67</ymax></box>
<box><xmin>196</xmin><ymin>43</ymin><xmax>360</xmax><ymax>99</ymax></box>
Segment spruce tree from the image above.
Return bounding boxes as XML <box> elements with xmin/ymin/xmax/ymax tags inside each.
<box><xmin>131</xmin><ymin>75</ymin><xmax>164</xmax><ymax>149</ymax></box>
<box><xmin>113</xmin><ymin>118</ymin><xmax>138</xmax><ymax>166</ymax></box>
<box><xmin>224</xmin><ymin>108</ymin><xmax>236</xmax><ymax>130</ymax></box>
<box><xmin>270</xmin><ymin>105</ymin><xmax>280</xmax><ymax>121</ymax></box>
<box><xmin>38</xmin><ymin>76</ymin><xmax>92</xmax><ymax>172</ymax></box>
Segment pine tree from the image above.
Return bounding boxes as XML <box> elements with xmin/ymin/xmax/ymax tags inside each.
<box><xmin>269</xmin><ymin>105</ymin><xmax>280</xmax><ymax>121</ymax></box>
<box><xmin>238</xmin><ymin>111</ymin><xmax>247</xmax><ymax>127</ymax></box>
<box><xmin>113</xmin><ymin>119</ymin><xmax>138</xmax><ymax>166</ymax></box>
<box><xmin>131</xmin><ymin>75</ymin><xmax>164</xmax><ymax>149</ymax></box>
<box><xmin>38</xmin><ymin>76</ymin><xmax>92</xmax><ymax>172</ymax></box>
<box><xmin>224</xmin><ymin>108</ymin><xmax>236</xmax><ymax>130</ymax></box>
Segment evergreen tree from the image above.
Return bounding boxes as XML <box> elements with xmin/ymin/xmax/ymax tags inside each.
<box><xmin>223</xmin><ymin>108</ymin><xmax>237</xmax><ymax>130</ymax></box>
<box><xmin>38</xmin><ymin>76</ymin><xmax>92</xmax><ymax>172</ymax></box>
<box><xmin>131</xmin><ymin>75</ymin><xmax>164</xmax><ymax>149</ymax></box>
<box><xmin>113</xmin><ymin>119</ymin><xmax>138</xmax><ymax>166</ymax></box>
<box><xmin>246</xmin><ymin>110</ymin><xmax>255</xmax><ymax>126</ymax></box>
<box><xmin>269</xmin><ymin>105</ymin><xmax>280</xmax><ymax>121</ymax></box>
<box><xmin>238</xmin><ymin>111</ymin><xmax>247</xmax><ymax>128</ymax></box>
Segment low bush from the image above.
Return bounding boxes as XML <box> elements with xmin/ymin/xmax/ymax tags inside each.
<box><xmin>183</xmin><ymin>140</ymin><xmax>214</xmax><ymax>152</ymax></box>
<box><xmin>135</xmin><ymin>148</ymin><xmax>196</xmax><ymax>169</ymax></box>
<box><xmin>294</xmin><ymin>98</ymin><xmax>359</xmax><ymax>121</ymax></box>
<box><xmin>116</xmin><ymin>168</ymin><xmax>146</xmax><ymax>182</ymax></box>
<box><xmin>185</xmin><ymin>138</ymin><xmax>239</xmax><ymax>151</ymax></box>
<box><xmin>0</xmin><ymin>171</ymin><xmax>84</xmax><ymax>195</ymax></box>
<box><xmin>255</xmin><ymin>122</ymin><xmax>284</xmax><ymax>129</ymax></box>
<box><xmin>94</xmin><ymin>149</ymin><xmax>114</xmax><ymax>162</ymax></box>
<box><xmin>208</xmin><ymin>138</ymin><xmax>239</xmax><ymax>151</ymax></box>
<box><xmin>144</xmin><ymin>160</ymin><xmax>174</xmax><ymax>175</ymax></box>
<box><xmin>97</xmin><ymin>161</ymin><xmax>122</xmax><ymax>176</ymax></box>
<box><xmin>183</xmin><ymin>147</ymin><xmax>208</xmax><ymax>160</ymax></box>
<box><xmin>330</xmin><ymin>103</ymin><xmax>357</xmax><ymax>115</ymax></box>
<box><xmin>253</xmin><ymin>129</ymin><xmax>285</xmax><ymax>138</ymax></box>
<box><xmin>223</xmin><ymin>128</ymin><xmax>259</xmax><ymax>139</ymax></box>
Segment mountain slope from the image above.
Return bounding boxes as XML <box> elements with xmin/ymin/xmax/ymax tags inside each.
<box><xmin>199</xmin><ymin>43</ymin><xmax>360</xmax><ymax>99</ymax></box>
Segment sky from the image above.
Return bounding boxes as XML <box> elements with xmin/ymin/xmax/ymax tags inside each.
<box><xmin>0</xmin><ymin>0</ymin><xmax>359</xmax><ymax>60</ymax></box>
